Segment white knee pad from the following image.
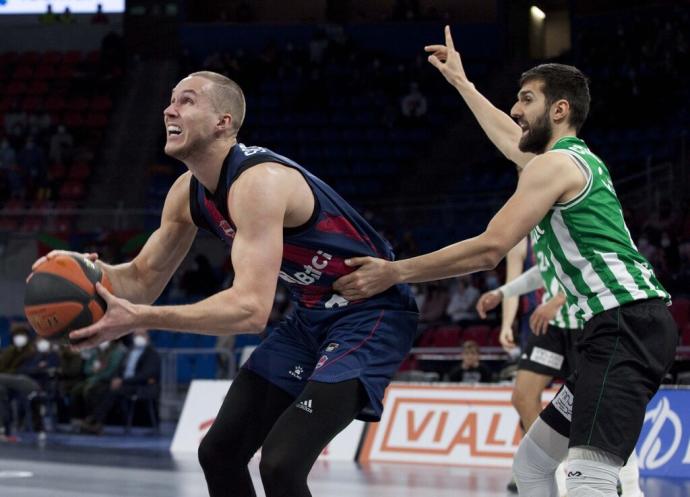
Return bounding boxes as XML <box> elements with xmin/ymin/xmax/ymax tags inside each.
<box><xmin>566</xmin><ymin>447</ymin><xmax>623</xmax><ymax>497</ymax></box>
<box><xmin>513</xmin><ymin>418</ymin><xmax>568</xmax><ymax>497</ymax></box>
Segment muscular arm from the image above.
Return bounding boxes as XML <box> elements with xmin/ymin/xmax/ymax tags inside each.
<box><xmin>131</xmin><ymin>164</ymin><xmax>287</xmax><ymax>335</ymax></box>
<box><xmin>334</xmin><ymin>152</ymin><xmax>585</xmax><ymax>300</ymax></box>
<box><xmin>100</xmin><ymin>172</ymin><xmax>197</xmax><ymax>304</ymax></box>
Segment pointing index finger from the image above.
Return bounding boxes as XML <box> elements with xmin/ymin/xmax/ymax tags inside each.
<box><xmin>444</xmin><ymin>25</ymin><xmax>455</xmax><ymax>51</ymax></box>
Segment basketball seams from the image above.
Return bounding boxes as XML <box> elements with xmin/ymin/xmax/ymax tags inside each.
<box><xmin>25</xmin><ymin>272</ymin><xmax>92</xmax><ymax>304</ymax></box>
<box><xmin>34</xmin><ymin>256</ymin><xmax>95</xmax><ymax>295</ymax></box>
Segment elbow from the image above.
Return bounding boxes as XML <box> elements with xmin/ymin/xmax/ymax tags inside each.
<box><xmin>480</xmin><ymin>240</ymin><xmax>505</xmax><ymax>270</ymax></box>
<box><xmin>238</xmin><ymin>301</ymin><xmax>271</xmax><ymax>334</ymax></box>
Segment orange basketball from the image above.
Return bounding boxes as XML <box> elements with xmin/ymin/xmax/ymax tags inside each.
<box><xmin>24</xmin><ymin>254</ymin><xmax>113</xmax><ymax>342</ymax></box>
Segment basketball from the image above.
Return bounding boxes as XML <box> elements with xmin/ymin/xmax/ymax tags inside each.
<box><xmin>24</xmin><ymin>254</ymin><xmax>113</xmax><ymax>342</ymax></box>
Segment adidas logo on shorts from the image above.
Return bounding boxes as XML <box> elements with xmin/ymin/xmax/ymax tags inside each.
<box><xmin>296</xmin><ymin>399</ymin><xmax>313</xmax><ymax>414</ymax></box>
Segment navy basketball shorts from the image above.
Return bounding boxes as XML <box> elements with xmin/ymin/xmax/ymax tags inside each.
<box><xmin>539</xmin><ymin>298</ymin><xmax>678</xmax><ymax>461</ymax></box>
<box><xmin>244</xmin><ymin>304</ymin><xmax>419</xmax><ymax>421</ymax></box>
<box><xmin>518</xmin><ymin>325</ymin><xmax>580</xmax><ymax>379</ymax></box>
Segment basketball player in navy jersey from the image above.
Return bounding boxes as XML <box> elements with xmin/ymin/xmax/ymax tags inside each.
<box><xmin>32</xmin><ymin>71</ymin><xmax>419</xmax><ymax>497</ymax></box>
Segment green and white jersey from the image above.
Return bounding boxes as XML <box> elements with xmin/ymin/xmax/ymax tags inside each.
<box><xmin>530</xmin><ymin>136</ymin><xmax>670</xmax><ymax>322</ymax></box>
<box><xmin>533</xmin><ymin>242</ymin><xmax>581</xmax><ymax>330</ymax></box>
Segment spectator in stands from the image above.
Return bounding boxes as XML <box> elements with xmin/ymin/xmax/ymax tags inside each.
<box><xmin>400</xmin><ymin>82</ymin><xmax>428</xmax><ymax>123</ymax></box>
<box><xmin>68</xmin><ymin>339</ymin><xmax>126</xmax><ymax>429</ymax></box>
<box><xmin>4</xmin><ymin>103</ymin><xmax>28</xmax><ymax>143</ymax></box>
<box><xmin>419</xmin><ymin>282</ymin><xmax>449</xmax><ymax>324</ymax></box>
<box><xmin>0</xmin><ymin>324</ymin><xmax>51</xmax><ymax>440</ymax></box>
<box><xmin>446</xmin><ymin>276</ymin><xmax>480</xmax><ymax>324</ymax></box>
<box><xmin>55</xmin><ymin>346</ymin><xmax>84</xmax><ymax>423</ymax></box>
<box><xmin>80</xmin><ymin>330</ymin><xmax>161</xmax><ymax>434</ymax></box>
<box><xmin>445</xmin><ymin>340</ymin><xmax>492</xmax><ymax>383</ymax></box>
<box><xmin>18</xmin><ymin>137</ymin><xmax>47</xmax><ymax>189</ymax></box>
<box><xmin>91</xmin><ymin>3</ymin><xmax>109</xmax><ymax>24</ymax></box>
<box><xmin>0</xmin><ymin>139</ymin><xmax>16</xmax><ymax>171</ymax></box>
<box><xmin>49</xmin><ymin>125</ymin><xmax>74</xmax><ymax>165</ymax></box>
<box><xmin>60</xmin><ymin>7</ymin><xmax>76</xmax><ymax>24</ymax></box>
<box><xmin>38</xmin><ymin>4</ymin><xmax>59</xmax><ymax>24</ymax></box>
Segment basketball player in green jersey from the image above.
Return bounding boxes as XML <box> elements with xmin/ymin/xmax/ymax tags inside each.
<box><xmin>334</xmin><ymin>26</ymin><xmax>678</xmax><ymax>497</ymax></box>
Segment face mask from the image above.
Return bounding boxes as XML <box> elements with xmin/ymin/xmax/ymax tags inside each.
<box><xmin>133</xmin><ymin>335</ymin><xmax>148</xmax><ymax>348</ymax></box>
<box><xmin>98</xmin><ymin>341</ymin><xmax>111</xmax><ymax>351</ymax></box>
<box><xmin>36</xmin><ymin>340</ymin><xmax>51</xmax><ymax>353</ymax></box>
<box><xmin>13</xmin><ymin>334</ymin><xmax>28</xmax><ymax>348</ymax></box>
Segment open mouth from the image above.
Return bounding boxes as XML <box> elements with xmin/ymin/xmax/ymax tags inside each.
<box><xmin>167</xmin><ymin>125</ymin><xmax>182</xmax><ymax>138</ymax></box>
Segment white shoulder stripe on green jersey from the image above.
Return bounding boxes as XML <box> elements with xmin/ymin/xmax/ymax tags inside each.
<box><xmin>633</xmin><ymin>260</ymin><xmax>668</xmax><ymax>300</ymax></box>
<box><xmin>550</xmin><ymin>150</ymin><xmax>593</xmax><ymax>210</ymax></box>
<box><xmin>547</xmin><ymin>249</ymin><xmax>593</xmax><ymax>318</ymax></box>
<box><xmin>550</xmin><ymin>209</ymin><xmax>620</xmax><ymax>318</ymax></box>
<box><xmin>595</xmin><ymin>251</ymin><xmax>652</xmax><ymax>301</ymax></box>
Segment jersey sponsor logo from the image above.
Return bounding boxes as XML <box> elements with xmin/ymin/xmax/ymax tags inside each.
<box><xmin>638</xmin><ymin>397</ymin><xmax>683</xmax><ymax>470</ymax></box>
<box><xmin>296</xmin><ymin>398</ymin><xmax>313</xmax><ymax>414</ymax></box>
<box><xmin>279</xmin><ymin>250</ymin><xmax>333</xmax><ymax>286</ymax></box>
<box><xmin>288</xmin><ymin>364</ymin><xmax>304</xmax><ymax>380</ymax></box>
<box><xmin>529</xmin><ymin>347</ymin><xmax>564</xmax><ymax>371</ymax></box>
<box><xmin>315</xmin><ymin>354</ymin><xmax>328</xmax><ymax>369</ymax></box>
<box><xmin>552</xmin><ymin>385</ymin><xmax>573</xmax><ymax>422</ymax></box>
<box><xmin>325</xmin><ymin>342</ymin><xmax>340</xmax><ymax>352</ymax></box>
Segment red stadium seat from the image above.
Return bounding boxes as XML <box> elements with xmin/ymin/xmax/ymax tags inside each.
<box><xmin>682</xmin><ymin>323</ymin><xmax>690</xmax><ymax>346</ymax></box>
<box><xmin>398</xmin><ymin>355</ymin><xmax>419</xmax><ymax>372</ymax></box>
<box><xmin>85</xmin><ymin>113</ymin><xmax>108</xmax><ymax>128</ymax></box>
<box><xmin>62</xmin><ymin>51</ymin><xmax>81</xmax><ymax>65</ymax></box>
<box><xmin>63</xmin><ymin>112</ymin><xmax>84</xmax><ymax>128</ymax></box>
<box><xmin>43</xmin><ymin>51</ymin><xmax>63</xmax><ymax>65</ymax></box>
<box><xmin>431</xmin><ymin>325</ymin><xmax>463</xmax><ymax>347</ymax></box>
<box><xmin>68</xmin><ymin>162</ymin><xmax>92</xmax><ymax>180</ymax></box>
<box><xmin>34</xmin><ymin>65</ymin><xmax>56</xmax><ymax>80</ymax></box>
<box><xmin>59</xmin><ymin>181</ymin><xmax>85</xmax><ymax>201</ymax></box>
<box><xmin>90</xmin><ymin>96</ymin><xmax>112</xmax><ymax>111</ymax></box>
<box><xmin>26</xmin><ymin>81</ymin><xmax>49</xmax><ymax>96</ymax></box>
<box><xmin>13</xmin><ymin>65</ymin><xmax>33</xmax><ymax>80</ymax></box>
<box><xmin>68</xmin><ymin>96</ymin><xmax>89</xmax><ymax>111</ymax></box>
<box><xmin>486</xmin><ymin>326</ymin><xmax>502</xmax><ymax>347</ymax></box>
<box><xmin>22</xmin><ymin>96</ymin><xmax>43</xmax><ymax>112</ymax></box>
<box><xmin>462</xmin><ymin>325</ymin><xmax>492</xmax><ymax>346</ymax></box>
<box><xmin>20</xmin><ymin>216</ymin><xmax>44</xmax><ymax>232</ymax></box>
<box><xmin>44</xmin><ymin>95</ymin><xmax>66</xmax><ymax>112</ymax></box>
<box><xmin>0</xmin><ymin>218</ymin><xmax>19</xmax><ymax>231</ymax></box>
<box><xmin>6</xmin><ymin>80</ymin><xmax>27</xmax><ymax>96</ymax></box>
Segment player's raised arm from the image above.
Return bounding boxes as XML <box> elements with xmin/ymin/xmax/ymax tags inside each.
<box><xmin>335</xmin><ymin>152</ymin><xmax>582</xmax><ymax>300</ymax></box>
<box><xmin>425</xmin><ymin>25</ymin><xmax>535</xmax><ymax>169</ymax></box>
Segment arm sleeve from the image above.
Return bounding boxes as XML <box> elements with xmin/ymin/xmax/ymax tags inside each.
<box><xmin>498</xmin><ymin>265</ymin><xmax>544</xmax><ymax>298</ymax></box>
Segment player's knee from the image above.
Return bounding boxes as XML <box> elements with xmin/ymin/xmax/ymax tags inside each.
<box><xmin>259</xmin><ymin>447</ymin><xmax>299</xmax><ymax>488</ymax></box>
<box><xmin>198</xmin><ymin>430</ymin><xmax>241</xmax><ymax>474</ymax></box>
<box><xmin>511</xmin><ymin>386</ymin><xmax>537</xmax><ymax>414</ymax></box>
<box><xmin>565</xmin><ymin>447</ymin><xmax>621</xmax><ymax>497</ymax></box>
<box><xmin>513</xmin><ymin>430</ymin><xmax>560</xmax><ymax>487</ymax></box>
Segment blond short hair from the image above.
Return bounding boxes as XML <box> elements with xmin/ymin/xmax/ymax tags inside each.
<box><xmin>189</xmin><ymin>71</ymin><xmax>246</xmax><ymax>134</ymax></box>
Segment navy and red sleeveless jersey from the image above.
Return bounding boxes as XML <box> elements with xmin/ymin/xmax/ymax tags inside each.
<box><xmin>188</xmin><ymin>143</ymin><xmax>416</xmax><ymax>312</ymax></box>
<box><xmin>519</xmin><ymin>235</ymin><xmax>543</xmax><ymax>315</ymax></box>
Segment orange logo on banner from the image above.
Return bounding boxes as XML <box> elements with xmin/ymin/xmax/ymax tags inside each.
<box><xmin>379</xmin><ymin>398</ymin><xmax>522</xmax><ymax>458</ymax></box>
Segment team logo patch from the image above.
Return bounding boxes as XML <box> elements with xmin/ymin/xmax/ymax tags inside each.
<box><xmin>530</xmin><ymin>347</ymin><xmax>564</xmax><ymax>370</ymax></box>
<box><xmin>552</xmin><ymin>385</ymin><xmax>574</xmax><ymax>421</ymax></box>
<box><xmin>288</xmin><ymin>365</ymin><xmax>304</xmax><ymax>380</ymax></box>
<box><xmin>315</xmin><ymin>355</ymin><xmax>328</xmax><ymax>369</ymax></box>
<box><xmin>325</xmin><ymin>342</ymin><xmax>340</xmax><ymax>352</ymax></box>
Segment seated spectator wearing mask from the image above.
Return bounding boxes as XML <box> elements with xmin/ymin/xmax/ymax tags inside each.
<box><xmin>445</xmin><ymin>340</ymin><xmax>492</xmax><ymax>383</ymax></box>
<box><xmin>81</xmin><ymin>329</ymin><xmax>161</xmax><ymax>434</ymax></box>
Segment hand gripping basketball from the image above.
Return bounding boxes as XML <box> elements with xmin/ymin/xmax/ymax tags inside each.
<box><xmin>24</xmin><ymin>253</ymin><xmax>113</xmax><ymax>343</ymax></box>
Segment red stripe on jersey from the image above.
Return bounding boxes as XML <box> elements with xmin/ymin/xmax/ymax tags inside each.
<box><xmin>315</xmin><ymin>213</ymin><xmax>380</xmax><ymax>255</ymax></box>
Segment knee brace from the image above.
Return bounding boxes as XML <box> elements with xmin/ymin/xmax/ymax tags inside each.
<box><xmin>513</xmin><ymin>418</ymin><xmax>568</xmax><ymax>497</ymax></box>
<box><xmin>566</xmin><ymin>446</ymin><xmax>623</xmax><ymax>497</ymax></box>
